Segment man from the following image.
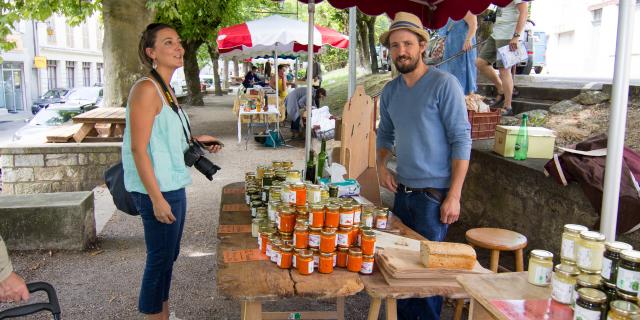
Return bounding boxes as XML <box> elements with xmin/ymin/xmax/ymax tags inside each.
<box><xmin>377</xmin><ymin>12</ymin><xmax>471</xmax><ymax>320</ymax></box>
<box><xmin>285</xmin><ymin>86</ymin><xmax>326</xmax><ymax>139</ymax></box>
<box><xmin>242</xmin><ymin>66</ymin><xmax>264</xmax><ymax>89</ymax></box>
<box><xmin>476</xmin><ymin>0</ymin><xmax>528</xmax><ymax>116</ymax></box>
<box><xmin>1</xmin><ymin>235</ymin><xmax>29</xmax><ymax>303</ymax></box>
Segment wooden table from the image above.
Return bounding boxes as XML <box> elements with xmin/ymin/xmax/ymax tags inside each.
<box><xmin>457</xmin><ymin>272</ymin><xmax>570</xmax><ymax>320</ymax></box>
<box><xmin>216</xmin><ymin>182</ymin><xmax>364</xmax><ymax>320</ymax></box>
<box><xmin>47</xmin><ymin>107</ymin><xmax>126</xmax><ymax>143</ymax></box>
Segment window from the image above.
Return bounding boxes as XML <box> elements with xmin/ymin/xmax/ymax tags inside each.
<box><xmin>47</xmin><ymin>61</ymin><xmax>57</xmax><ymax>90</ymax></box>
<box><xmin>82</xmin><ymin>62</ymin><xmax>91</xmax><ymax>86</ymax></box>
<box><xmin>82</xmin><ymin>23</ymin><xmax>90</xmax><ymax>49</ymax></box>
<box><xmin>66</xmin><ymin>24</ymin><xmax>74</xmax><ymax>47</ymax></box>
<box><xmin>97</xmin><ymin>63</ymin><xmax>103</xmax><ymax>84</ymax></box>
<box><xmin>66</xmin><ymin>61</ymin><xmax>75</xmax><ymax>88</ymax></box>
<box><xmin>592</xmin><ymin>8</ymin><xmax>602</xmax><ymax>25</ymax></box>
<box><xmin>46</xmin><ymin>19</ymin><xmax>56</xmax><ymax>45</ymax></box>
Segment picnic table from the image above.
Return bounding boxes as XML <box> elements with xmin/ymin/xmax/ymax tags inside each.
<box><xmin>46</xmin><ymin>107</ymin><xmax>126</xmax><ymax>143</ymax></box>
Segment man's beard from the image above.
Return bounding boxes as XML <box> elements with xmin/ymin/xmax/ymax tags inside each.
<box><xmin>393</xmin><ymin>55</ymin><xmax>420</xmax><ymax>74</ymax></box>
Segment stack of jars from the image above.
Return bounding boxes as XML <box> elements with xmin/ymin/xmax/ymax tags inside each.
<box><xmin>527</xmin><ymin>223</ymin><xmax>640</xmax><ymax>320</ymax></box>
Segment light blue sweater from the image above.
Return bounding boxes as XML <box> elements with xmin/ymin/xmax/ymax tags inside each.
<box><xmin>376</xmin><ymin>67</ymin><xmax>471</xmax><ymax>188</ymax></box>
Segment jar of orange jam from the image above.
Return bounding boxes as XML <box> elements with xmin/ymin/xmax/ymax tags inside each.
<box><xmin>291</xmin><ymin>182</ymin><xmax>307</xmax><ymax>206</ymax></box>
<box><xmin>278</xmin><ymin>245</ymin><xmax>293</xmax><ymax>269</ymax></box>
<box><xmin>375</xmin><ymin>210</ymin><xmax>388</xmax><ymax>229</ymax></box>
<box><xmin>350</xmin><ymin>226</ymin><xmax>359</xmax><ymax>246</ymax></box>
<box><xmin>294</xmin><ymin>225</ymin><xmax>309</xmax><ymax>249</ymax></box>
<box><xmin>347</xmin><ymin>247</ymin><xmax>363</xmax><ymax>272</ymax></box>
<box><xmin>361</xmin><ymin>230</ymin><xmax>376</xmax><ymax>255</ymax></box>
<box><xmin>337</xmin><ymin>227</ymin><xmax>352</xmax><ymax>248</ymax></box>
<box><xmin>309</xmin><ymin>204</ymin><xmax>325</xmax><ymax>228</ymax></box>
<box><xmin>259</xmin><ymin>228</ymin><xmax>276</xmax><ymax>254</ymax></box>
<box><xmin>361</xmin><ymin>254</ymin><xmax>374</xmax><ymax>274</ymax></box>
<box><xmin>325</xmin><ymin>204</ymin><xmax>340</xmax><ymax>228</ymax></box>
<box><xmin>319</xmin><ymin>252</ymin><xmax>335</xmax><ymax>274</ymax></box>
<box><xmin>278</xmin><ymin>207</ymin><xmax>296</xmax><ymax>233</ymax></box>
<box><xmin>309</xmin><ymin>227</ymin><xmax>322</xmax><ymax>249</ymax></box>
<box><xmin>336</xmin><ymin>247</ymin><xmax>349</xmax><ymax>268</ymax></box>
<box><xmin>296</xmin><ymin>249</ymin><xmax>314</xmax><ymax>275</ymax></box>
<box><xmin>320</xmin><ymin>228</ymin><xmax>337</xmax><ymax>253</ymax></box>
<box><xmin>339</xmin><ymin>204</ymin><xmax>354</xmax><ymax>227</ymax></box>
<box><xmin>270</xmin><ymin>240</ymin><xmax>283</xmax><ymax>264</ymax></box>
<box><xmin>358</xmin><ymin>226</ymin><xmax>371</xmax><ymax>246</ymax></box>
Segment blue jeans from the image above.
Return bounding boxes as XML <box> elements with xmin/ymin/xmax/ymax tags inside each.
<box><xmin>131</xmin><ymin>188</ymin><xmax>187</xmax><ymax>315</ymax></box>
<box><xmin>393</xmin><ymin>186</ymin><xmax>449</xmax><ymax>320</ymax></box>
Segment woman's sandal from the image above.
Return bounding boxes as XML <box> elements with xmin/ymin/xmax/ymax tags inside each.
<box><xmin>489</xmin><ymin>94</ymin><xmax>505</xmax><ymax>108</ymax></box>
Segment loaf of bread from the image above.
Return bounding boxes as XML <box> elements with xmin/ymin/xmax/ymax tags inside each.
<box><xmin>420</xmin><ymin>240</ymin><xmax>477</xmax><ymax>270</ymax></box>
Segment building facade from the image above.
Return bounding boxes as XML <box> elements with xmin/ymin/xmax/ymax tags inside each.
<box><xmin>0</xmin><ymin>14</ymin><xmax>103</xmax><ymax>113</ymax></box>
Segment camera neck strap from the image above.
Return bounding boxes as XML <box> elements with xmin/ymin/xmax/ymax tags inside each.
<box><xmin>149</xmin><ymin>69</ymin><xmax>193</xmax><ymax>146</ymax></box>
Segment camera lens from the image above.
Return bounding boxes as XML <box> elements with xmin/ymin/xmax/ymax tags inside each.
<box><xmin>194</xmin><ymin>157</ymin><xmax>221</xmax><ymax>181</ymax></box>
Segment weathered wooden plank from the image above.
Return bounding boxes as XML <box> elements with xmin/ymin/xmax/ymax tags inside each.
<box><xmin>72</xmin><ymin>123</ymin><xmax>95</xmax><ymax>142</ymax></box>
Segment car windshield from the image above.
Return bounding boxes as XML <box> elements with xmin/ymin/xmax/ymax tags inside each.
<box><xmin>66</xmin><ymin>87</ymin><xmax>100</xmax><ymax>100</ymax></box>
<box><xmin>30</xmin><ymin>109</ymin><xmax>81</xmax><ymax>126</ymax></box>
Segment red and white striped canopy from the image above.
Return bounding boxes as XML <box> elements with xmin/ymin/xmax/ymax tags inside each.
<box><xmin>217</xmin><ymin>15</ymin><xmax>349</xmax><ymax>58</ymax></box>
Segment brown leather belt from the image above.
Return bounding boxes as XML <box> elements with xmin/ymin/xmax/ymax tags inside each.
<box><xmin>398</xmin><ymin>184</ymin><xmax>445</xmax><ymax>202</ymax></box>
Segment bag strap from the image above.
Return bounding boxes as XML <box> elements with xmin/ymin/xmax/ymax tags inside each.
<box><xmin>149</xmin><ymin>69</ymin><xmax>193</xmax><ymax>146</ymax></box>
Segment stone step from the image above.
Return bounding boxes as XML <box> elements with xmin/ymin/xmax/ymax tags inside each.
<box><xmin>512</xmin><ymin>98</ymin><xmax>557</xmax><ymax>115</ymax></box>
<box><xmin>477</xmin><ymin>83</ymin><xmax>582</xmax><ymax>102</ymax></box>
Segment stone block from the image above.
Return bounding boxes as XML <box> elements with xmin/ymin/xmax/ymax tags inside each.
<box><xmin>14</xmin><ymin>154</ymin><xmax>44</xmax><ymax>167</ymax></box>
<box><xmin>45</xmin><ymin>153</ymin><xmax>78</xmax><ymax>166</ymax></box>
<box><xmin>0</xmin><ymin>155</ymin><xmax>13</xmax><ymax>168</ymax></box>
<box><xmin>2</xmin><ymin>168</ymin><xmax>34</xmax><ymax>183</ymax></box>
<box><xmin>13</xmin><ymin>182</ymin><xmax>53</xmax><ymax>194</ymax></box>
<box><xmin>34</xmin><ymin>167</ymin><xmax>66</xmax><ymax>181</ymax></box>
<box><xmin>1</xmin><ymin>183</ymin><xmax>14</xmax><ymax>195</ymax></box>
<box><xmin>0</xmin><ymin>191</ymin><xmax>96</xmax><ymax>250</ymax></box>
<box><xmin>64</xmin><ymin>166</ymin><xmax>84</xmax><ymax>181</ymax></box>
<box><xmin>78</xmin><ymin>153</ymin><xmax>88</xmax><ymax>165</ymax></box>
<box><xmin>107</xmin><ymin>152</ymin><xmax>121</xmax><ymax>164</ymax></box>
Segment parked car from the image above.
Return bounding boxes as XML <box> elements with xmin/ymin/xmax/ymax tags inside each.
<box><xmin>47</xmin><ymin>86</ymin><xmax>104</xmax><ymax>110</ymax></box>
<box><xmin>532</xmin><ymin>31</ymin><xmax>548</xmax><ymax>74</ymax></box>
<box><xmin>12</xmin><ymin>105</ymin><xmax>91</xmax><ymax>143</ymax></box>
<box><xmin>31</xmin><ymin>88</ymin><xmax>70</xmax><ymax>115</ymax></box>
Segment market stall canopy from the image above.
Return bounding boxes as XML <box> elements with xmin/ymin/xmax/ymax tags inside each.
<box><xmin>291</xmin><ymin>0</ymin><xmax>512</xmax><ymax>29</ymax></box>
<box><xmin>217</xmin><ymin>15</ymin><xmax>349</xmax><ymax>58</ymax></box>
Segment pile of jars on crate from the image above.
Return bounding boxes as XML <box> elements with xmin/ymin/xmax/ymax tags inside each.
<box><xmin>244</xmin><ymin>161</ymin><xmax>390</xmax><ymax>276</ymax></box>
<box><xmin>526</xmin><ymin>224</ymin><xmax>640</xmax><ymax>320</ymax></box>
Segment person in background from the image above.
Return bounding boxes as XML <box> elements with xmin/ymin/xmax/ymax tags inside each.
<box><xmin>269</xmin><ymin>64</ymin><xmax>288</xmax><ymax>100</ymax></box>
<box><xmin>0</xmin><ymin>235</ymin><xmax>29</xmax><ymax>303</ymax></box>
<box><xmin>377</xmin><ymin>12</ymin><xmax>471</xmax><ymax>320</ymax></box>
<box><xmin>242</xmin><ymin>66</ymin><xmax>265</xmax><ymax>89</ymax></box>
<box><xmin>285</xmin><ymin>86</ymin><xmax>327</xmax><ymax>140</ymax></box>
<box><xmin>264</xmin><ymin>61</ymin><xmax>272</xmax><ymax>81</ymax></box>
<box><xmin>437</xmin><ymin>11</ymin><xmax>478</xmax><ymax>95</ymax></box>
<box><xmin>124</xmin><ymin>23</ymin><xmax>222</xmax><ymax>320</ymax></box>
<box><xmin>476</xmin><ymin>0</ymin><xmax>528</xmax><ymax>115</ymax></box>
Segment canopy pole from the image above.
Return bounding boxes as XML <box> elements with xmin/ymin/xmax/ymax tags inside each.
<box><xmin>348</xmin><ymin>7</ymin><xmax>357</xmax><ymax>98</ymax></box>
<box><xmin>275</xmin><ymin>48</ymin><xmax>279</xmax><ymax>113</ymax></box>
<box><xmin>304</xmin><ymin>0</ymin><xmax>316</xmax><ymax>166</ymax></box>
<box><xmin>600</xmin><ymin>0</ymin><xmax>635</xmax><ymax>241</ymax></box>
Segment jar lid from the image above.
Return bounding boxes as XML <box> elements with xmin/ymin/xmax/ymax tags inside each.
<box><xmin>605</xmin><ymin>241</ymin><xmax>633</xmax><ymax>253</ymax></box>
<box><xmin>310</xmin><ymin>248</ymin><xmax>320</xmax><ymax>253</ymax></box>
<box><xmin>341</xmin><ymin>204</ymin><xmax>354</xmax><ymax>210</ymax></box>
<box><xmin>563</xmin><ymin>224</ymin><xmax>588</xmax><ymax>234</ymax></box>
<box><xmin>310</xmin><ymin>185</ymin><xmax>321</xmax><ymax>190</ymax></box>
<box><xmin>310</xmin><ymin>227</ymin><xmax>322</xmax><ymax>232</ymax></box>
<box><xmin>376</xmin><ymin>210</ymin><xmax>389</xmax><ymax>217</ymax></box>
<box><xmin>251</xmin><ymin>201</ymin><xmax>263</xmax><ymax>206</ymax></box>
<box><xmin>338</xmin><ymin>247</ymin><xmax>349</xmax><ymax>252</ymax></box>
<box><xmin>580</xmin><ymin>230</ymin><xmax>606</xmax><ymax>242</ymax></box>
<box><xmin>280</xmin><ymin>245</ymin><xmax>293</xmax><ymax>252</ymax></box>
<box><xmin>321</xmin><ymin>229</ymin><xmax>336</xmax><ymax>236</ymax></box>
<box><xmin>269</xmin><ymin>199</ymin><xmax>282</xmax><ymax>205</ymax></box>
<box><xmin>610</xmin><ymin>300</ymin><xmax>640</xmax><ymax>317</ymax></box>
<box><xmin>280</xmin><ymin>206</ymin><xmax>294</xmax><ymax>213</ymax></box>
<box><xmin>621</xmin><ymin>249</ymin><xmax>640</xmax><ymax>263</ymax></box>
<box><xmin>576</xmin><ymin>274</ymin><xmax>603</xmax><ymax>287</ymax></box>
<box><xmin>247</xmin><ymin>187</ymin><xmax>258</xmax><ymax>192</ymax></box>
<box><xmin>577</xmin><ymin>288</ymin><xmax>607</xmax><ymax>304</ymax></box>
<box><xmin>554</xmin><ymin>264</ymin><xmax>580</xmax><ymax>277</ymax></box>
<box><xmin>272</xmin><ymin>239</ymin><xmax>283</xmax><ymax>247</ymax></box>
<box><xmin>339</xmin><ymin>226</ymin><xmax>353</xmax><ymax>232</ymax></box>
<box><xmin>604</xmin><ymin>281</ymin><xmax>617</xmax><ymax>289</ymax></box>
<box><xmin>362</xmin><ymin>230</ymin><xmax>376</xmax><ymax>238</ymax></box>
<box><xmin>264</xmin><ymin>172</ymin><xmax>274</xmax><ymax>177</ymax></box>
<box><xmin>310</xmin><ymin>204</ymin><xmax>325</xmax><ymax>210</ymax></box>
<box><xmin>294</xmin><ymin>224</ymin><xmax>308</xmax><ymax>231</ymax></box>
<box><xmin>617</xmin><ymin>289</ymin><xmax>639</xmax><ymax>302</ymax></box>
<box><xmin>363</xmin><ymin>254</ymin><xmax>374</xmax><ymax>259</ymax></box>
<box><xmin>326</xmin><ymin>204</ymin><xmax>340</xmax><ymax>210</ymax></box>
<box><xmin>320</xmin><ymin>252</ymin><xmax>334</xmax><ymax>258</ymax></box>
<box><xmin>348</xmin><ymin>247</ymin><xmax>363</xmax><ymax>256</ymax></box>
<box><xmin>530</xmin><ymin>249</ymin><xmax>553</xmax><ymax>261</ymax></box>
<box><xmin>298</xmin><ymin>249</ymin><xmax>312</xmax><ymax>258</ymax></box>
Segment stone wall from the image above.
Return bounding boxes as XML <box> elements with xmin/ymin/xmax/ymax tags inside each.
<box><xmin>0</xmin><ymin>143</ymin><xmax>121</xmax><ymax>195</ymax></box>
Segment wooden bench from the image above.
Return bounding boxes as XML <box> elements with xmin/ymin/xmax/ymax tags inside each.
<box><xmin>46</xmin><ymin>108</ymin><xmax>125</xmax><ymax>143</ymax></box>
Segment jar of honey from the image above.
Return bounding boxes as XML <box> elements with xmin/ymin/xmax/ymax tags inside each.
<box><xmin>339</xmin><ymin>205</ymin><xmax>354</xmax><ymax>227</ymax></box>
<box><xmin>294</xmin><ymin>225</ymin><xmax>309</xmax><ymax>249</ymax></box>
<box><xmin>245</xmin><ymin>187</ymin><xmax>259</xmax><ymax>205</ymax></box>
<box><xmin>275</xmin><ymin>170</ymin><xmax>287</xmax><ymax>182</ymax></box>
<box><xmin>361</xmin><ymin>230</ymin><xmax>376</xmax><ymax>255</ymax></box>
<box><xmin>291</xmin><ymin>182</ymin><xmax>307</xmax><ymax>206</ymax></box>
<box><xmin>320</xmin><ymin>228</ymin><xmax>337</xmax><ymax>253</ymax></box>
<box><xmin>336</xmin><ymin>247</ymin><xmax>349</xmax><ymax>268</ymax></box>
<box><xmin>337</xmin><ymin>227</ymin><xmax>352</xmax><ymax>248</ymax></box>
<box><xmin>278</xmin><ymin>207</ymin><xmax>296</xmax><ymax>233</ymax></box>
<box><xmin>347</xmin><ymin>247</ymin><xmax>363</xmax><ymax>273</ymax></box>
<box><xmin>296</xmin><ymin>249</ymin><xmax>314</xmax><ymax>275</ymax></box>
<box><xmin>325</xmin><ymin>204</ymin><xmax>340</xmax><ymax>228</ymax></box>
<box><xmin>261</xmin><ymin>186</ymin><xmax>270</xmax><ymax>202</ymax></box>
<box><xmin>308</xmin><ymin>185</ymin><xmax>322</xmax><ymax>204</ymax></box>
<box><xmin>319</xmin><ymin>252</ymin><xmax>335</xmax><ymax>274</ymax></box>
<box><xmin>309</xmin><ymin>204</ymin><xmax>325</xmax><ymax>228</ymax></box>
<box><xmin>527</xmin><ymin>249</ymin><xmax>553</xmax><ymax>286</ymax></box>
<box><xmin>361</xmin><ymin>255</ymin><xmax>374</xmax><ymax>275</ymax></box>
<box><xmin>282</xmin><ymin>160</ymin><xmax>294</xmax><ymax>171</ymax></box>
<box><xmin>608</xmin><ymin>300</ymin><xmax>640</xmax><ymax>320</ymax></box>
<box><xmin>576</xmin><ymin>230</ymin><xmax>606</xmax><ymax>274</ymax></box>
<box><xmin>361</xmin><ymin>211</ymin><xmax>374</xmax><ymax>228</ymax></box>
<box><xmin>256</xmin><ymin>165</ymin><xmax>267</xmax><ymax>181</ymax></box>
<box><xmin>262</xmin><ymin>171</ymin><xmax>274</xmax><ymax>187</ymax></box>
<box><xmin>375</xmin><ymin>210</ymin><xmax>388</xmax><ymax>229</ymax></box>
<box><xmin>286</xmin><ymin>170</ymin><xmax>302</xmax><ymax>183</ymax></box>
<box><xmin>309</xmin><ymin>227</ymin><xmax>322</xmax><ymax>249</ymax></box>
<box><xmin>278</xmin><ymin>245</ymin><xmax>293</xmax><ymax>269</ymax></box>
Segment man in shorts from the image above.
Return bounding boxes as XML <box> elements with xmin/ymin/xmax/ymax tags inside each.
<box><xmin>476</xmin><ymin>0</ymin><xmax>528</xmax><ymax>116</ymax></box>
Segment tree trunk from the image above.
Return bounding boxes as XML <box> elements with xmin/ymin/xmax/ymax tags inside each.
<box><xmin>102</xmin><ymin>0</ymin><xmax>154</xmax><ymax>108</ymax></box>
<box><xmin>207</xmin><ymin>43</ymin><xmax>223</xmax><ymax>96</ymax></box>
<box><xmin>223</xmin><ymin>58</ymin><xmax>229</xmax><ymax>89</ymax></box>
<box><xmin>366</xmin><ymin>16</ymin><xmax>379</xmax><ymax>73</ymax></box>
<box><xmin>182</xmin><ymin>40</ymin><xmax>204</xmax><ymax>106</ymax></box>
<box><xmin>232</xmin><ymin>57</ymin><xmax>239</xmax><ymax>77</ymax></box>
<box><xmin>356</xmin><ymin>13</ymin><xmax>371</xmax><ymax>70</ymax></box>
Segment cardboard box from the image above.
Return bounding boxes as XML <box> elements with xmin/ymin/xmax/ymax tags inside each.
<box><xmin>493</xmin><ymin>125</ymin><xmax>556</xmax><ymax>159</ymax></box>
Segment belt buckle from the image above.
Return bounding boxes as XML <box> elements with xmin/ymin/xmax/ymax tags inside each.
<box><xmin>403</xmin><ymin>185</ymin><xmax>412</xmax><ymax>193</ymax></box>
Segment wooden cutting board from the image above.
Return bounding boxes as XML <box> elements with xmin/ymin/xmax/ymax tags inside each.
<box><xmin>377</xmin><ymin>248</ymin><xmax>489</xmax><ymax>279</ymax></box>
<box><xmin>377</xmin><ymin>261</ymin><xmax>469</xmax><ymax>290</ymax></box>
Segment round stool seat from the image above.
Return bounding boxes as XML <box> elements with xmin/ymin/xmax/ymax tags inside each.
<box><xmin>465</xmin><ymin>228</ymin><xmax>527</xmax><ymax>251</ymax></box>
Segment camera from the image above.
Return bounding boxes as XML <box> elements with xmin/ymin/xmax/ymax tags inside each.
<box><xmin>483</xmin><ymin>10</ymin><xmax>497</xmax><ymax>23</ymax></box>
<box><xmin>183</xmin><ymin>140</ymin><xmax>221</xmax><ymax>181</ymax></box>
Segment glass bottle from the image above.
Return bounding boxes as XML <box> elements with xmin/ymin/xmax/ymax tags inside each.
<box><xmin>316</xmin><ymin>139</ymin><xmax>328</xmax><ymax>183</ymax></box>
<box><xmin>305</xmin><ymin>150</ymin><xmax>316</xmax><ymax>182</ymax></box>
<box><xmin>514</xmin><ymin>113</ymin><xmax>529</xmax><ymax>161</ymax></box>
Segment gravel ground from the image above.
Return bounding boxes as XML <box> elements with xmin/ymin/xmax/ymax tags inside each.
<box><xmin>0</xmin><ymin>93</ymin><xmax>462</xmax><ymax>319</ymax></box>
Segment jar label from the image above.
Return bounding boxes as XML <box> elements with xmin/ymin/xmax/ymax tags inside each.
<box><xmin>309</xmin><ymin>235</ymin><xmax>321</xmax><ymax>247</ymax></box>
<box><xmin>308</xmin><ymin>261</ymin><xmax>314</xmax><ymax>274</ymax></box>
<box><xmin>262</xmin><ymin>191</ymin><xmax>267</xmax><ymax>202</ymax></box>
<box><xmin>276</xmin><ymin>215</ymin><xmax>281</xmax><ymax>228</ymax></box>
<box><xmin>337</xmin><ymin>233</ymin><xmax>349</xmax><ymax>247</ymax></box>
<box><xmin>551</xmin><ymin>274</ymin><xmax>573</xmax><ymax>304</ymax></box>
<box><xmin>577</xmin><ymin>246</ymin><xmax>593</xmax><ymax>269</ymax></box>
<box><xmin>271</xmin><ymin>251</ymin><xmax>279</xmax><ymax>263</ymax></box>
<box><xmin>289</xmin><ymin>192</ymin><xmax>296</xmax><ymax>204</ymax></box>
<box><xmin>340</xmin><ymin>213</ymin><xmax>354</xmax><ymax>225</ymax></box>
<box><xmin>574</xmin><ymin>304</ymin><xmax>601</xmax><ymax>320</ymax></box>
<box><xmin>293</xmin><ymin>255</ymin><xmax>297</xmax><ymax>268</ymax></box>
<box><xmin>353</xmin><ymin>210</ymin><xmax>361</xmax><ymax>224</ymax></box>
<box><xmin>601</xmin><ymin>256</ymin><xmax>613</xmax><ymax>280</ymax></box>
<box><xmin>333</xmin><ymin>254</ymin><xmax>337</xmax><ymax>266</ymax></box>
<box><xmin>617</xmin><ymin>267</ymin><xmax>640</xmax><ymax>293</ymax></box>
<box><xmin>251</xmin><ymin>207</ymin><xmax>257</xmax><ymax>218</ymax></box>
<box><xmin>313</xmin><ymin>255</ymin><xmax>319</xmax><ymax>268</ymax></box>
<box><xmin>364</xmin><ymin>216</ymin><xmax>374</xmax><ymax>228</ymax></box>
<box><xmin>376</xmin><ymin>219</ymin><xmax>387</xmax><ymax>229</ymax></box>
<box><xmin>293</xmin><ymin>235</ymin><xmax>297</xmax><ymax>247</ymax></box>
<box><xmin>277</xmin><ymin>253</ymin><xmax>282</xmax><ymax>266</ymax></box>
<box><xmin>266</xmin><ymin>244</ymin><xmax>272</xmax><ymax>258</ymax></box>
<box><xmin>308</xmin><ymin>214</ymin><xmax>314</xmax><ymax>225</ymax></box>
<box><xmin>361</xmin><ymin>261</ymin><xmax>374</xmax><ymax>274</ymax></box>
<box><xmin>258</xmin><ymin>237</ymin><xmax>263</xmax><ymax>250</ymax></box>
<box><xmin>531</xmin><ymin>265</ymin><xmax>552</xmax><ymax>285</ymax></box>
<box><xmin>268</xmin><ymin>206</ymin><xmax>277</xmax><ymax>222</ymax></box>
<box><xmin>245</xmin><ymin>195</ymin><xmax>250</xmax><ymax>204</ymax></box>
<box><xmin>561</xmin><ymin>238</ymin><xmax>575</xmax><ymax>260</ymax></box>
<box><xmin>312</xmin><ymin>191</ymin><xmax>321</xmax><ymax>203</ymax></box>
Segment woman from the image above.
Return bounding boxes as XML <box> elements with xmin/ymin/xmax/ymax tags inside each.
<box><xmin>437</xmin><ymin>11</ymin><xmax>478</xmax><ymax>95</ymax></box>
<box><xmin>269</xmin><ymin>64</ymin><xmax>288</xmax><ymax>100</ymax></box>
<box><xmin>122</xmin><ymin>23</ymin><xmax>222</xmax><ymax>320</ymax></box>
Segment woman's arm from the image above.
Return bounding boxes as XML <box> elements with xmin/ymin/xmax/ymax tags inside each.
<box><xmin>129</xmin><ymin>80</ymin><xmax>175</xmax><ymax>224</ymax></box>
<box><xmin>463</xmin><ymin>11</ymin><xmax>477</xmax><ymax>51</ymax></box>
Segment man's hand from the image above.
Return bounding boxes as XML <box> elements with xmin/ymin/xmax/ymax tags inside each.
<box><xmin>0</xmin><ymin>272</ymin><xmax>29</xmax><ymax>303</ymax></box>
<box><xmin>509</xmin><ymin>37</ymin><xmax>519</xmax><ymax>51</ymax></box>
<box><xmin>440</xmin><ymin>195</ymin><xmax>461</xmax><ymax>224</ymax></box>
<box><xmin>378</xmin><ymin>166</ymin><xmax>397</xmax><ymax>193</ymax></box>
